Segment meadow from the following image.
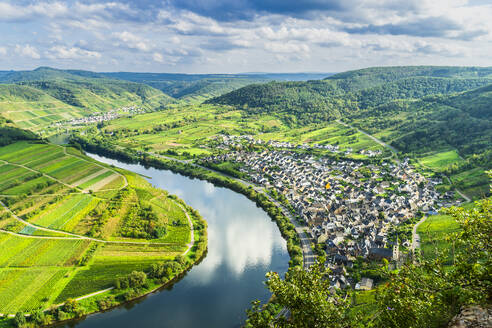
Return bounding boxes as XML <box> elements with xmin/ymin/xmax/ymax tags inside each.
<box><xmin>0</xmin><ymin>141</ymin><xmax>197</xmax><ymax>315</ymax></box>
<box><xmin>416</xmin><ymin>207</ymin><xmax>471</xmax><ymax>264</ymax></box>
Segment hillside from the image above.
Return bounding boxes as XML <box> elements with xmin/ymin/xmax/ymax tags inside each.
<box><xmin>91</xmin><ymin>72</ymin><xmax>267</xmax><ymax>102</ymax></box>
<box><xmin>83</xmin><ymin>72</ymin><xmax>333</xmax><ymax>102</ymax></box>
<box><xmin>207</xmin><ymin>71</ymin><xmax>492</xmax><ymax>124</ymax></box>
<box><xmin>326</xmin><ymin>65</ymin><xmax>492</xmax><ymax>91</ymax></box>
<box><xmin>0</xmin><ymin>68</ymin><xmax>173</xmax><ymax>134</ymax></box>
<box><xmin>347</xmin><ymin>86</ymin><xmax>492</xmax><ymax>197</ymax></box>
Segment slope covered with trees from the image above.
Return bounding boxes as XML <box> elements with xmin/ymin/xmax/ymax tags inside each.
<box><xmin>208</xmin><ymin>66</ymin><xmax>492</xmax><ymax>120</ymax></box>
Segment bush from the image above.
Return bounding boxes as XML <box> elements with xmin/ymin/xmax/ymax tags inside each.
<box><xmin>97</xmin><ymin>296</ymin><xmax>116</xmax><ymax>310</ymax></box>
<box><xmin>31</xmin><ymin>309</ymin><xmax>48</xmax><ymax>325</ymax></box>
<box><xmin>13</xmin><ymin>312</ymin><xmax>26</xmax><ymax>328</ymax></box>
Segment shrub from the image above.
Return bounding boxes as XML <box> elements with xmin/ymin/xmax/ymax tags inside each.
<box><xmin>13</xmin><ymin>312</ymin><xmax>26</xmax><ymax>328</ymax></box>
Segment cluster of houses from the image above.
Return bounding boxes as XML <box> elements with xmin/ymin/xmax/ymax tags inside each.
<box><xmin>215</xmin><ymin>134</ymin><xmax>352</xmax><ymax>154</ymax></box>
<box><xmin>53</xmin><ymin>105</ymin><xmax>145</xmax><ymax>127</ymax></box>
<box><xmin>205</xmin><ymin>148</ymin><xmax>457</xmax><ymax>290</ymax></box>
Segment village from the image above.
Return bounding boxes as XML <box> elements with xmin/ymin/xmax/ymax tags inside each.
<box><xmin>204</xmin><ymin>136</ymin><xmax>458</xmax><ymax>291</ymax></box>
<box><xmin>52</xmin><ymin>105</ymin><xmax>145</xmax><ymax>127</ymax></box>
<box><xmin>214</xmin><ymin>134</ymin><xmax>383</xmax><ymax>157</ymax></box>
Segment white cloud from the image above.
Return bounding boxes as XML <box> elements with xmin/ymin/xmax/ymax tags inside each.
<box><xmin>46</xmin><ymin>46</ymin><xmax>101</xmax><ymax>59</ymax></box>
<box><xmin>0</xmin><ymin>2</ymin><xmax>68</xmax><ymax>21</ymax></box>
<box><xmin>15</xmin><ymin>44</ymin><xmax>40</xmax><ymax>59</ymax></box>
<box><xmin>153</xmin><ymin>52</ymin><xmax>164</xmax><ymax>62</ymax></box>
<box><xmin>113</xmin><ymin>31</ymin><xmax>152</xmax><ymax>52</ymax></box>
<box><xmin>264</xmin><ymin>42</ymin><xmax>310</xmax><ymax>54</ymax></box>
<box><xmin>0</xmin><ymin>0</ymin><xmax>491</xmax><ymax>72</ymax></box>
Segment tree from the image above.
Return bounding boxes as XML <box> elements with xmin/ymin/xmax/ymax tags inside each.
<box><xmin>13</xmin><ymin>312</ymin><xmax>26</xmax><ymax>328</ymax></box>
<box><xmin>246</xmin><ymin>261</ymin><xmax>354</xmax><ymax>328</ymax></box>
<box><xmin>31</xmin><ymin>309</ymin><xmax>48</xmax><ymax>325</ymax></box>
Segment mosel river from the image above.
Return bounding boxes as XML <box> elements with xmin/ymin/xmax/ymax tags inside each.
<box><xmin>61</xmin><ymin>152</ymin><xmax>289</xmax><ymax>328</ymax></box>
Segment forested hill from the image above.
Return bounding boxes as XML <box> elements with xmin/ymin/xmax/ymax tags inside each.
<box><xmin>0</xmin><ymin>67</ymin><xmax>173</xmax><ymax>108</ymax></box>
<box><xmin>206</xmin><ymin>66</ymin><xmax>492</xmax><ymax>124</ymax></box>
<box><xmin>350</xmin><ymin>85</ymin><xmax>492</xmax><ymax>160</ymax></box>
<box><xmin>325</xmin><ymin>66</ymin><xmax>492</xmax><ymax>91</ymax></box>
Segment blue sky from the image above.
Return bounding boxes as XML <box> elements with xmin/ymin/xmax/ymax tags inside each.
<box><xmin>0</xmin><ymin>0</ymin><xmax>491</xmax><ymax>73</ymax></box>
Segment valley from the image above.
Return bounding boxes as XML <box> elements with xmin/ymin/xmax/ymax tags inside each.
<box><xmin>0</xmin><ymin>65</ymin><xmax>490</xmax><ymax>328</ymax></box>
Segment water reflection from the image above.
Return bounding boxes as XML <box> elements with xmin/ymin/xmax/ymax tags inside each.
<box><xmin>63</xmin><ymin>153</ymin><xmax>289</xmax><ymax>328</ymax></box>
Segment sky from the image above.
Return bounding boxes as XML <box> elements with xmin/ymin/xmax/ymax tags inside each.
<box><xmin>0</xmin><ymin>0</ymin><xmax>491</xmax><ymax>73</ymax></box>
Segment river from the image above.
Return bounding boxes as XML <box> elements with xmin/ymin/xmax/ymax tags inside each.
<box><xmin>60</xmin><ymin>152</ymin><xmax>289</xmax><ymax>328</ymax></box>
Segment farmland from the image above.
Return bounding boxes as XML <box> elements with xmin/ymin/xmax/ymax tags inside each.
<box><xmin>0</xmin><ymin>68</ymin><xmax>173</xmax><ymax>135</ymax></box>
<box><xmin>91</xmin><ymin>104</ymin><xmax>385</xmax><ymax>160</ymax></box>
<box><xmin>0</xmin><ymin>141</ymin><xmax>203</xmax><ymax>315</ymax></box>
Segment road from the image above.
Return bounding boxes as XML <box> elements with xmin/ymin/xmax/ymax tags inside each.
<box><xmin>411</xmin><ymin>215</ymin><xmax>428</xmax><ymax>252</ymax></box>
<box><xmin>444</xmin><ymin>176</ymin><xmax>471</xmax><ymax>202</ymax></box>
<box><xmin>172</xmin><ymin>200</ymin><xmax>195</xmax><ymax>256</ymax></box>
<box><xmin>336</xmin><ymin>120</ymin><xmax>400</xmax><ymax>163</ymax></box>
<box><xmin>337</xmin><ymin>120</ymin><xmax>474</xmax><ymax>202</ymax></box>
<box><xmin>0</xmin><ymin>200</ymin><xmax>191</xmax><ymax>247</ymax></box>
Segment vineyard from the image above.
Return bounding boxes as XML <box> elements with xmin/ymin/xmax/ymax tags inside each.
<box><xmin>0</xmin><ymin>141</ymin><xmax>195</xmax><ymax>314</ymax></box>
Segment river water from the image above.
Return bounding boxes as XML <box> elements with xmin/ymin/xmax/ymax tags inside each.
<box><xmin>61</xmin><ymin>152</ymin><xmax>289</xmax><ymax>328</ymax></box>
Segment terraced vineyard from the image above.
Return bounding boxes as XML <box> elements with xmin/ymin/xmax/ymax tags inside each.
<box><xmin>0</xmin><ymin>141</ymin><xmax>196</xmax><ymax>315</ymax></box>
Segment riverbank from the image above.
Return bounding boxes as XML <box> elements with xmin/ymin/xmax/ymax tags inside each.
<box><xmin>72</xmin><ymin>136</ymin><xmax>304</xmax><ymax>269</ymax></box>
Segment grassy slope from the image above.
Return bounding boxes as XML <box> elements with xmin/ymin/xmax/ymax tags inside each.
<box><xmin>350</xmin><ymin>85</ymin><xmax>492</xmax><ymax>198</ymax></box>
<box><xmin>417</xmin><ymin>202</ymin><xmax>478</xmax><ymax>264</ymax></box>
<box><xmin>0</xmin><ymin>141</ymin><xmax>193</xmax><ymax>314</ymax></box>
<box><xmin>0</xmin><ymin>68</ymin><xmax>173</xmax><ymax>134</ymax></box>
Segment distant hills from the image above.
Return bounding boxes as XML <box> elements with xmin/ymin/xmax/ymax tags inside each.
<box><xmin>0</xmin><ymin>67</ymin><xmax>330</xmax><ymax>105</ymax></box>
<box><xmin>0</xmin><ymin>67</ymin><xmax>335</xmax><ymax>133</ymax></box>
<box><xmin>208</xmin><ymin>66</ymin><xmax>492</xmax><ymax>114</ymax></box>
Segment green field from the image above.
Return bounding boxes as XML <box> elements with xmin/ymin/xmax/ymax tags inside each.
<box><xmin>450</xmin><ymin>168</ymin><xmax>489</xmax><ymax>199</ymax></box>
<box><xmin>0</xmin><ymin>141</ymin><xmax>197</xmax><ymax>315</ymax></box>
<box><xmin>419</xmin><ymin>150</ymin><xmax>463</xmax><ymax>171</ymax></box>
<box><xmin>417</xmin><ymin>209</ymin><xmax>468</xmax><ymax>264</ymax></box>
<box><xmin>0</xmin><ymin>69</ymin><xmax>173</xmax><ymax>135</ymax></box>
<box><xmin>93</xmin><ymin>104</ymin><xmax>384</xmax><ymax>160</ymax></box>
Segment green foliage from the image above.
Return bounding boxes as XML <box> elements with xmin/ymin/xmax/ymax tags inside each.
<box><xmin>0</xmin><ymin>126</ymin><xmax>38</xmax><ymax>147</ymax></box>
<box><xmin>13</xmin><ymin>313</ymin><xmax>26</xmax><ymax>328</ymax></box>
<box><xmin>119</xmin><ymin>202</ymin><xmax>166</xmax><ymax>239</ymax></box>
<box><xmin>96</xmin><ymin>296</ymin><xmax>116</xmax><ymax>311</ymax></box>
<box><xmin>115</xmin><ymin>271</ymin><xmax>147</xmax><ymax>290</ymax></box>
<box><xmin>246</xmin><ymin>262</ymin><xmax>353</xmax><ymax>328</ymax></box>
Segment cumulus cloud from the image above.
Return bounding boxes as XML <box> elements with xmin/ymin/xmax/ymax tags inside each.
<box><xmin>0</xmin><ymin>47</ymin><xmax>6</xmax><ymax>55</ymax></box>
<box><xmin>46</xmin><ymin>46</ymin><xmax>101</xmax><ymax>60</ymax></box>
<box><xmin>112</xmin><ymin>31</ymin><xmax>152</xmax><ymax>52</ymax></box>
<box><xmin>343</xmin><ymin>16</ymin><xmax>488</xmax><ymax>41</ymax></box>
<box><xmin>153</xmin><ymin>52</ymin><xmax>164</xmax><ymax>62</ymax></box>
<box><xmin>0</xmin><ymin>1</ymin><xmax>68</xmax><ymax>21</ymax></box>
<box><xmin>264</xmin><ymin>42</ymin><xmax>310</xmax><ymax>54</ymax></box>
<box><xmin>0</xmin><ymin>0</ymin><xmax>491</xmax><ymax>72</ymax></box>
<box><xmin>15</xmin><ymin>44</ymin><xmax>40</xmax><ymax>59</ymax></box>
